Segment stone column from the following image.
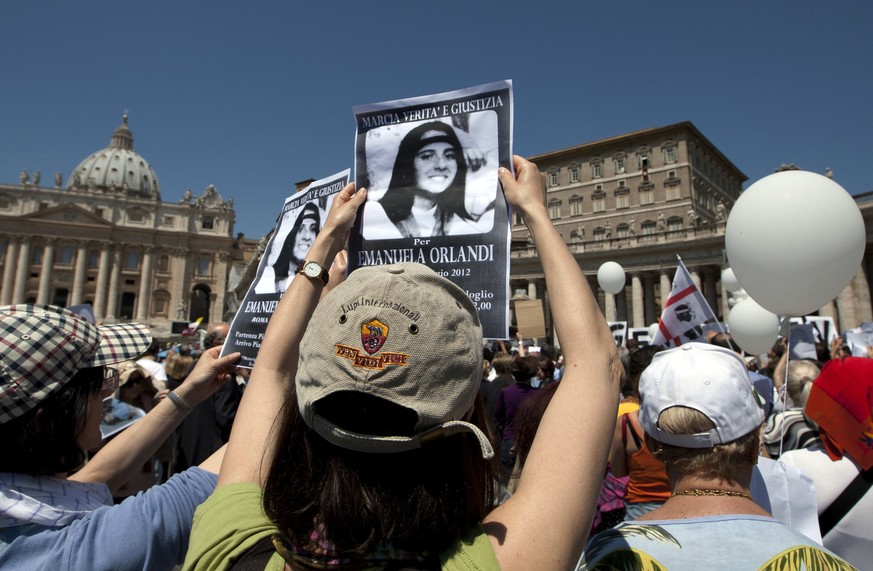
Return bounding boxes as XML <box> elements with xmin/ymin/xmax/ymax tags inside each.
<box><xmin>213</xmin><ymin>252</ymin><xmax>229</xmax><ymax>324</ymax></box>
<box><xmin>12</xmin><ymin>238</ymin><xmax>32</xmax><ymax>304</ymax></box>
<box><xmin>850</xmin><ymin>266</ymin><xmax>873</xmax><ymax>327</ymax></box>
<box><xmin>172</xmin><ymin>249</ymin><xmax>191</xmax><ymax>321</ymax></box>
<box><xmin>605</xmin><ymin>292</ymin><xmax>617</xmax><ymax>322</ymax></box>
<box><xmin>835</xmin><ymin>282</ymin><xmax>857</xmax><ymax>333</ymax></box>
<box><xmin>70</xmin><ymin>241</ymin><xmax>88</xmax><ymax>306</ymax></box>
<box><xmin>643</xmin><ymin>274</ymin><xmax>657</xmax><ymax>325</ymax></box>
<box><xmin>135</xmin><ymin>247</ymin><xmax>154</xmax><ymax>321</ymax></box>
<box><xmin>36</xmin><ymin>239</ymin><xmax>57</xmax><ymax>304</ymax></box>
<box><xmin>93</xmin><ymin>244</ymin><xmax>111</xmax><ymax>321</ymax></box>
<box><xmin>1</xmin><ymin>238</ymin><xmax>20</xmax><ymax>305</ymax></box>
<box><xmin>527</xmin><ymin>280</ymin><xmax>538</xmax><ymax>301</ymax></box>
<box><xmin>104</xmin><ymin>246</ymin><xmax>122</xmax><ymax>322</ymax></box>
<box><xmin>721</xmin><ymin>278</ymin><xmax>731</xmax><ymax>321</ymax></box>
<box><xmin>631</xmin><ymin>273</ymin><xmax>644</xmax><ymax>328</ymax></box>
<box><xmin>702</xmin><ymin>269</ymin><xmax>718</xmax><ymax>317</ymax></box>
<box><xmin>660</xmin><ymin>270</ymin><xmax>672</xmax><ymax>310</ymax></box>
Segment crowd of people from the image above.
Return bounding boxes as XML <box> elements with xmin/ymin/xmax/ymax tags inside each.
<box><xmin>0</xmin><ymin>154</ymin><xmax>868</xmax><ymax>570</ymax></box>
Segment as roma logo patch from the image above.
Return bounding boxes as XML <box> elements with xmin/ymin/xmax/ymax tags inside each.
<box><xmin>361</xmin><ymin>319</ymin><xmax>388</xmax><ymax>355</ymax></box>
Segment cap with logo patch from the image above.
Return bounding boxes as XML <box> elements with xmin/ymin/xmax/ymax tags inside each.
<box><xmin>296</xmin><ymin>263</ymin><xmax>493</xmax><ymax>458</ymax></box>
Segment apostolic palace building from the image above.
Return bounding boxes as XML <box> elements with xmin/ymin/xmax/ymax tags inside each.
<box><xmin>1</xmin><ymin>116</ymin><xmax>871</xmax><ymax>343</ymax></box>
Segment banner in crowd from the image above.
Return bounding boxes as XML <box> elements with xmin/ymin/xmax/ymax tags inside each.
<box><xmin>348</xmin><ymin>80</ymin><xmax>513</xmax><ymax>339</ymax></box>
<box><xmin>651</xmin><ymin>257</ymin><xmax>721</xmax><ymax>347</ymax></box>
<box><xmin>222</xmin><ymin>170</ymin><xmax>350</xmax><ymax>368</ymax></box>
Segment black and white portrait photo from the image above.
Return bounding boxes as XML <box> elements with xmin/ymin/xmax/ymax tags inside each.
<box><xmin>361</xmin><ymin>113</ymin><xmax>498</xmax><ymax>240</ymax></box>
<box><xmin>254</xmin><ymin>202</ymin><xmax>322</xmax><ymax>295</ymax></box>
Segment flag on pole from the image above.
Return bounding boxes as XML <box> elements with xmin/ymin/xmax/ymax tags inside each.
<box><xmin>651</xmin><ymin>257</ymin><xmax>719</xmax><ymax>348</ymax></box>
<box><xmin>181</xmin><ymin>317</ymin><xmax>203</xmax><ymax>337</ymax></box>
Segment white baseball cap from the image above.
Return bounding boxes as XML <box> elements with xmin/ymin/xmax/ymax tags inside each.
<box><xmin>638</xmin><ymin>343</ymin><xmax>765</xmax><ymax>448</ymax></box>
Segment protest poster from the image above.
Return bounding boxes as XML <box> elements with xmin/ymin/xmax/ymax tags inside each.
<box><xmin>348</xmin><ymin>80</ymin><xmax>513</xmax><ymax>339</ymax></box>
<box><xmin>628</xmin><ymin>327</ymin><xmax>653</xmax><ymax>346</ymax></box>
<box><xmin>223</xmin><ymin>170</ymin><xmax>350</xmax><ymax>368</ymax></box>
<box><xmin>786</xmin><ymin>315</ymin><xmax>837</xmax><ymax>346</ymax></box>
<box><xmin>844</xmin><ymin>330</ymin><xmax>873</xmax><ymax>356</ymax></box>
<box><xmin>515</xmin><ymin>299</ymin><xmax>546</xmax><ymax>339</ymax></box>
<box><xmin>787</xmin><ymin>323</ymin><xmax>819</xmax><ymax>360</ymax></box>
<box><xmin>608</xmin><ymin>321</ymin><xmax>628</xmax><ymax>348</ymax></box>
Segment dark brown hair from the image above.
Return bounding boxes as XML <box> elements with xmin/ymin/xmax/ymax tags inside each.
<box><xmin>0</xmin><ymin>367</ymin><xmax>103</xmax><ymax>475</ymax></box>
<box><xmin>263</xmin><ymin>385</ymin><xmax>499</xmax><ymax>558</ymax></box>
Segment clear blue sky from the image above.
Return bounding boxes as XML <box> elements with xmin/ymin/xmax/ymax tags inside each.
<box><xmin>2</xmin><ymin>1</ymin><xmax>870</xmax><ymax>239</ymax></box>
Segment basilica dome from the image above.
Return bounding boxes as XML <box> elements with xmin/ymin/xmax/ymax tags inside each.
<box><xmin>68</xmin><ymin>114</ymin><xmax>160</xmax><ymax>198</ymax></box>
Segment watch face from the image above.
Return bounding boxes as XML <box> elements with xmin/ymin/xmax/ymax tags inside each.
<box><xmin>303</xmin><ymin>262</ymin><xmax>321</xmax><ymax>278</ymax></box>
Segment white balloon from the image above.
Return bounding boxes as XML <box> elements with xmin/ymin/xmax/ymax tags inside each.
<box><xmin>721</xmin><ymin>268</ymin><xmax>742</xmax><ymax>293</ymax></box>
<box><xmin>647</xmin><ymin>323</ymin><xmax>659</xmax><ymax>340</ymax></box>
<box><xmin>725</xmin><ymin>170</ymin><xmax>865</xmax><ymax>316</ymax></box>
<box><xmin>727</xmin><ymin>288</ymin><xmax>750</xmax><ymax>309</ymax></box>
<box><xmin>597</xmin><ymin>261</ymin><xmax>626</xmax><ymax>295</ymax></box>
<box><xmin>728</xmin><ymin>298</ymin><xmax>780</xmax><ymax>355</ymax></box>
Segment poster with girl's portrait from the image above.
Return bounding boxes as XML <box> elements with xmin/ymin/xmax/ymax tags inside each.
<box><xmin>349</xmin><ymin>81</ymin><xmax>513</xmax><ymax>339</ymax></box>
<box><xmin>222</xmin><ymin>170</ymin><xmax>349</xmax><ymax>368</ymax></box>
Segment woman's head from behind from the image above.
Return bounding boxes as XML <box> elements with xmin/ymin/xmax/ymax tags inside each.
<box><xmin>0</xmin><ymin>304</ymin><xmax>152</xmax><ymax>475</ymax></box>
<box><xmin>786</xmin><ymin>359</ymin><xmax>819</xmax><ymax>409</ymax></box>
<box><xmin>638</xmin><ymin>343</ymin><xmax>765</xmax><ymax>485</ymax></box>
<box><xmin>164</xmin><ymin>350</ymin><xmax>194</xmax><ymax>381</ymax></box>
<box><xmin>511</xmin><ymin>354</ymin><xmax>539</xmax><ymax>384</ymax></box>
<box><xmin>264</xmin><ymin>263</ymin><xmax>498</xmax><ymax>558</ymax></box>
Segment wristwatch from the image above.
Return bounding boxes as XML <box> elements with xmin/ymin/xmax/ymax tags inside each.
<box><xmin>296</xmin><ymin>260</ymin><xmax>329</xmax><ymax>285</ymax></box>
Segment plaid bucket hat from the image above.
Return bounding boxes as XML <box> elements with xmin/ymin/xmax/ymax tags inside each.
<box><xmin>0</xmin><ymin>304</ymin><xmax>152</xmax><ymax>423</ymax></box>
<box><xmin>296</xmin><ymin>263</ymin><xmax>494</xmax><ymax>459</ymax></box>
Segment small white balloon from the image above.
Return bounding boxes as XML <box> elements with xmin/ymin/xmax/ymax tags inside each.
<box><xmin>721</xmin><ymin>268</ymin><xmax>742</xmax><ymax>293</ymax></box>
<box><xmin>647</xmin><ymin>323</ymin><xmax>660</xmax><ymax>341</ymax></box>
<box><xmin>725</xmin><ymin>170</ymin><xmax>865</xmax><ymax>316</ymax></box>
<box><xmin>597</xmin><ymin>261</ymin><xmax>626</xmax><ymax>295</ymax></box>
<box><xmin>728</xmin><ymin>298</ymin><xmax>780</xmax><ymax>355</ymax></box>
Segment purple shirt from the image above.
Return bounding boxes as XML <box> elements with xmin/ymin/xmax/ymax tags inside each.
<box><xmin>493</xmin><ymin>383</ymin><xmax>537</xmax><ymax>441</ymax></box>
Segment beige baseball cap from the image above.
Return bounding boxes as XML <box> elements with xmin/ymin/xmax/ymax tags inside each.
<box><xmin>296</xmin><ymin>263</ymin><xmax>493</xmax><ymax>458</ymax></box>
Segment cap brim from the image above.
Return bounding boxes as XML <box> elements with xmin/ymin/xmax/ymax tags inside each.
<box><xmin>311</xmin><ymin>415</ymin><xmax>495</xmax><ymax>459</ymax></box>
<box><xmin>88</xmin><ymin>323</ymin><xmax>152</xmax><ymax>367</ymax></box>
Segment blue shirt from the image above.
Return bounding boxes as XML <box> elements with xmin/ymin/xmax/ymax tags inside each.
<box><xmin>0</xmin><ymin>468</ymin><xmax>217</xmax><ymax>571</ymax></box>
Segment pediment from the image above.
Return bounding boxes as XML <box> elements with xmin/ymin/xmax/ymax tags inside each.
<box><xmin>24</xmin><ymin>203</ymin><xmax>112</xmax><ymax>226</ymax></box>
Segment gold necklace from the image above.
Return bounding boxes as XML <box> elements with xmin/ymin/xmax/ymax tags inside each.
<box><xmin>671</xmin><ymin>488</ymin><xmax>753</xmax><ymax>501</ymax></box>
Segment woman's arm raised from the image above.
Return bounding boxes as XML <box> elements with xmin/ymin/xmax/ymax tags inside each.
<box><xmin>484</xmin><ymin>156</ymin><xmax>622</xmax><ymax>571</ymax></box>
<box><xmin>216</xmin><ymin>183</ymin><xmax>367</xmax><ymax>487</ymax></box>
